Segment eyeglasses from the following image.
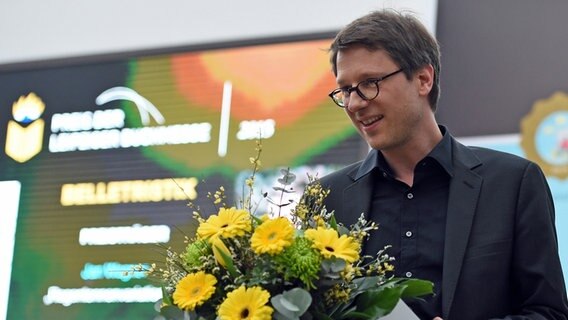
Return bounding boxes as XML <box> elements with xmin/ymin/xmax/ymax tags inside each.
<box><xmin>328</xmin><ymin>68</ymin><xmax>404</xmax><ymax>108</ymax></box>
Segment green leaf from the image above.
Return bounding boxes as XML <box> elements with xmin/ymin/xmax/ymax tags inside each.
<box><xmin>346</xmin><ymin>278</ymin><xmax>434</xmax><ymax>319</ymax></box>
<box><xmin>351</xmin><ymin>276</ymin><xmax>382</xmax><ymax>295</ymax></box>
<box><xmin>161</xmin><ymin>286</ymin><xmax>173</xmax><ymax>306</ymax></box>
<box><xmin>329</xmin><ymin>214</ymin><xmax>338</xmax><ymax>231</ymax></box>
<box><xmin>160</xmin><ymin>305</ymin><xmax>184</xmax><ymax>319</ymax></box>
<box><xmin>213</xmin><ymin>243</ymin><xmax>238</xmax><ymax>278</ymax></box>
<box><xmin>339</xmin><ymin>311</ymin><xmax>374</xmax><ymax>319</ymax></box>
<box><xmin>399</xmin><ymin>278</ymin><xmax>434</xmax><ymax>298</ymax></box>
<box><xmin>252</xmin><ymin>215</ymin><xmax>264</xmax><ymax>225</ymax></box>
<box><xmin>271</xmin><ymin>288</ymin><xmax>312</xmax><ymax>319</ymax></box>
<box><xmin>352</xmin><ymin>286</ymin><xmax>405</xmax><ymax>318</ymax></box>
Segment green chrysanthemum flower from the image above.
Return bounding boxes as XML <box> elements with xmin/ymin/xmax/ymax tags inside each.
<box><xmin>275</xmin><ymin>237</ymin><xmax>321</xmax><ymax>289</ymax></box>
<box><xmin>183</xmin><ymin>239</ymin><xmax>210</xmax><ymax>269</ymax></box>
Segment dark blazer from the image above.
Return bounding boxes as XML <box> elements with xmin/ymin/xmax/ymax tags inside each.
<box><xmin>319</xmin><ymin>136</ymin><xmax>568</xmax><ymax>320</ymax></box>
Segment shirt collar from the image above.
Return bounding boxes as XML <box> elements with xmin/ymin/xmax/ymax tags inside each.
<box><xmin>355</xmin><ymin>125</ymin><xmax>454</xmax><ymax>180</ymax></box>
<box><xmin>426</xmin><ymin>125</ymin><xmax>454</xmax><ymax>177</ymax></box>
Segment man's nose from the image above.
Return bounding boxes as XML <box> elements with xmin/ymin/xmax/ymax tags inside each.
<box><xmin>346</xmin><ymin>92</ymin><xmax>368</xmax><ymax>112</ymax></box>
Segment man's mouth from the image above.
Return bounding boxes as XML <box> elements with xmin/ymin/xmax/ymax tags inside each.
<box><xmin>360</xmin><ymin>115</ymin><xmax>383</xmax><ymax>127</ymax></box>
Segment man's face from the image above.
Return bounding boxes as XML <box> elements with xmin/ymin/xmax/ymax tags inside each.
<box><xmin>335</xmin><ymin>46</ymin><xmax>432</xmax><ymax>151</ymax></box>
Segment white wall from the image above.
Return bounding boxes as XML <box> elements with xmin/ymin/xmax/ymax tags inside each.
<box><xmin>0</xmin><ymin>0</ymin><xmax>437</xmax><ymax>65</ymax></box>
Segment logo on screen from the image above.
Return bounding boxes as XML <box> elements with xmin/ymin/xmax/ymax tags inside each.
<box><xmin>5</xmin><ymin>93</ymin><xmax>45</xmax><ymax>163</ymax></box>
<box><xmin>521</xmin><ymin>91</ymin><xmax>568</xmax><ymax>179</ymax></box>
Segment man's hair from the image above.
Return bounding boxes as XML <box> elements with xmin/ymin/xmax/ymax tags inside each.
<box><xmin>329</xmin><ymin>10</ymin><xmax>441</xmax><ymax>111</ymax></box>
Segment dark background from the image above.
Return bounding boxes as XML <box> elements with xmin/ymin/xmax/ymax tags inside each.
<box><xmin>436</xmin><ymin>0</ymin><xmax>568</xmax><ymax>136</ymax></box>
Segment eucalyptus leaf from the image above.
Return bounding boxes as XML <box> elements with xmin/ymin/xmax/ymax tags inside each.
<box><xmin>160</xmin><ymin>305</ymin><xmax>185</xmax><ymax>320</ymax></box>
<box><xmin>271</xmin><ymin>296</ymin><xmax>297</xmax><ymax>319</ymax></box>
<box><xmin>280</xmin><ymin>297</ymin><xmax>301</xmax><ymax>312</ymax></box>
<box><xmin>273</xmin><ymin>186</ymin><xmax>295</xmax><ymax>193</ymax></box>
<box><xmin>321</xmin><ymin>258</ymin><xmax>346</xmax><ymax>274</ymax></box>
<box><xmin>278</xmin><ymin>169</ymin><xmax>296</xmax><ymax>185</ymax></box>
<box><xmin>337</xmin><ymin>225</ymin><xmax>350</xmax><ymax>236</ymax></box>
<box><xmin>281</xmin><ymin>288</ymin><xmax>312</xmax><ymax>314</ymax></box>
<box><xmin>330</xmin><ymin>259</ymin><xmax>346</xmax><ymax>273</ymax></box>
<box><xmin>271</xmin><ymin>288</ymin><xmax>312</xmax><ymax>319</ymax></box>
<box><xmin>155</xmin><ymin>299</ymin><xmax>164</xmax><ymax>312</ymax></box>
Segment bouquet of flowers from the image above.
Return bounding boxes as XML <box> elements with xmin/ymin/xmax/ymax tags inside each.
<box><xmin>151</xmin><ymin>141</ymin><xmax>432</xmax><ymax>320</ymax></box>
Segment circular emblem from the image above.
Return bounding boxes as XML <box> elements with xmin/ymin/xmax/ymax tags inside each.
<box><xmin>521</xmin><ymin>92</ymin><xmax>568</xmax><ymax>179</ymax></box>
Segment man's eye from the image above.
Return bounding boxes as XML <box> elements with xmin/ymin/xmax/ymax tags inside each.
<box><xmin>360</xmin><ymin>79</ymin><xmax>377</xmax><ymax>88</ymax></box>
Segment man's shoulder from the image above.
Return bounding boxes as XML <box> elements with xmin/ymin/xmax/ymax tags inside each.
<box><xmin>319</xmin><ymin>161</ymin><xmax>363</xmax><ymax>186</ymax></box>
<box><xmin>463</xmin><ymin>144</ymin><xmax>531</xmax><ymax>168</ymax></box>
<box><xmin>456</xmin><ymin>143</ymin><xmax>537</xmax><ymax>178</ymax></box>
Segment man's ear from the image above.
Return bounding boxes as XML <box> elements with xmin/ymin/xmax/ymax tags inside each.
<box><xmin>416</xmin><ymin>64</ymin><xmax>434</xmax><ymax>97</ymax></box>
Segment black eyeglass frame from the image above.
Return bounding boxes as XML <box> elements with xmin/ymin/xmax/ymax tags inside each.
<box><xmin>328</xmin><ymin>68</ymin><xmax>404</xmax><ymax>108</ymax></box>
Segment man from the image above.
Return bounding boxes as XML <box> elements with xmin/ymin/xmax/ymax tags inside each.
<box><xmin>320</xmin><ymin>10</ymin><xmax>568</xmax><ymax>320</ymax></box>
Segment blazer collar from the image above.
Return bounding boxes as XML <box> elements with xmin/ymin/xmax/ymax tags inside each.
<box><xmin>353</xmin><ymin>149</ymin><xmax>379</xmax><ymax>181</ymax></box>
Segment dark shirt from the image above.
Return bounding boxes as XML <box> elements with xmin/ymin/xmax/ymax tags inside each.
<box><xmin>362</xmin><ymin>127</ymin><xmax>453</xmax><ymax>319</ymax></box>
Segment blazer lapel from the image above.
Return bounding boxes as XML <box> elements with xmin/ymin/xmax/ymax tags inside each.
<box><xmin>442</xmin><ymin>140</ymin><xmax>483</xmax><ymax>319</ymax></box>
<box><xmin>342</xmin><ymin>172</ymin><xmax>374</xmax><ymax>227</ymax></box>
<box><xmin>338</xmin><ymin>150</ymin><xmax>378</xmax><ymax>227</ymax></box>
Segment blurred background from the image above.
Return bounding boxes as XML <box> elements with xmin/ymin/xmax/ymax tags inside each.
<box><xmin>1</xmin><ymin>0</ymin><xmax>567</xmax><ymax>318</ymax></box>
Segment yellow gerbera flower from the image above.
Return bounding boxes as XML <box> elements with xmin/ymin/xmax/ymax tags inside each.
<box><xmin>304</xmin><ymin>227</ymin><xmax>359</xmax><ymax>263</ymax></box>
<box><xmin>197</xmin><ymin>207</ymin><xmax>252</xmax><ymax>240</ymax></box>
<box><xmin>251</xmin><ymin>217</ymin><xmax>295</xmax><ymax>255</ymax></box>
<box><xmin>173</xmin><ymin>271</ymin><xmax>217</xmax><ymax>311</ymax></box>
<box><xmin>218</xmin><ymin>286</ymin><xmax>273</xmax><ymax>320</ymax></box>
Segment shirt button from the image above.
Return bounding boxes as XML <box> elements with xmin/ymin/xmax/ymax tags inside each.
<box><xmin>407</xmin><ymin>192</ymin><xmax>414</xmax><ymax>199</ymax></box>
<box><xmin>405</xmin><ymin>231</ymin><xmax>413</xmax><ymax>238</ymax></box>
<box><xmin>405</xmin><ymin>271</ymin><xmax>413</xmax><ymax>278</ymax></box>
<box><xmin>382</xmin><ymin>172</ymin><xmax>388</xmax><ymax>178</ymax></box>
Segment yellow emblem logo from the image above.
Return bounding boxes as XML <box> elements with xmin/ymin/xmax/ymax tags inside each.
<box><xmin>5</xmin><ymin>93</ymin><xmax>46</xmax><ymax>163</ymax></box>
<box><xmin>521</xmin><ymin>91</ymin><xmax>568</xmax><ymax>179</ymax></box>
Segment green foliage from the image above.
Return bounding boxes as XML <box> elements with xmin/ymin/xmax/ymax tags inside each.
<box><xmin>271</xmin><ymin>288</ymin><xmax>312</xmax><ymax>320</ymax></box>
<box><xmin>341</xmin><ymin>278</ymin><xmax>434</xmax><ymax>319</ymax></box>
<box><xmin>274</xmin><ymin>237</ymin><xmax>321</xmax><ymax>289</ymax></box>
<box><xmin>182</xmin><ymin>239</ymin><xmax>210</xmax><ymax>269</ymax></box>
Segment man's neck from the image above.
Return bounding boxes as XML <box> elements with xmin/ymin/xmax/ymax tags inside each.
<box><xmin>381</xmin><ymin>124</ymin><xmax>443</xmax><ymax>187</ymax></box>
